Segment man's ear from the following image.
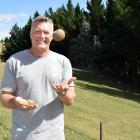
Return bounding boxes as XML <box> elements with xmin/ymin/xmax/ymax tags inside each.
<box><xmin>30</xmin><ymin>31</ymin><xmax>32</xmax><ymax>40</ymax></box>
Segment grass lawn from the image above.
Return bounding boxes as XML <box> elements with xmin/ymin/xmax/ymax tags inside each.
<box><xmin>0</xmin><ymin>62</ymin><xmax>4</xmax><ymax>82</ymax></box>
<box><xmin>0</xmin><ymin>62</ymin><xmax>11</xmax><ymax>140</ymax></box>
<box><xmin>0</xmin><ymin>63</ymin><xmax>140</xmax><ymax>140</ymax></box>
<box><xmin>65</xmin><ymin>68</ymin><xmax>140</xmax><ymax>140</ymax></box>
<box><xmin>0</xmin><ymin>105</ymin><xmax>11</xmax><ymax>140</ymax></box>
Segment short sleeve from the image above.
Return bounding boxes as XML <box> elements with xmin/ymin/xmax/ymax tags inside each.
<box><xmin>1</xmin><ymin>59</ymin><xmax>17</xmax><ymax>93</ymax></box>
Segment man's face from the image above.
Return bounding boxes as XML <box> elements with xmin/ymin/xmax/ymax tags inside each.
<box><xmin>30</xmin><ymin>22</ymin><xmax>53</xmax><ymax>51</ymax></box>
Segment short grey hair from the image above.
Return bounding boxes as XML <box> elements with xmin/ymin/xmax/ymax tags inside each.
<box><xmin>31</xmin><ymin>16</ymin><xmax>54</xmax><ymax>34</ymax></box>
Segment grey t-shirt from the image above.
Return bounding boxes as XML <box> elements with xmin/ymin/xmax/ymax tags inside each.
<box><xmin>1</xmin><ymin>49</ymin><xmax>73</xmax><ymax>140</ymax></box>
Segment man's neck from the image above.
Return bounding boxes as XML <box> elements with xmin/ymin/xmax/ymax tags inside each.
<box><xmin>29</xmin><ymin>47</ymin><xmax>50</xmax><ymax>57</ymax></box>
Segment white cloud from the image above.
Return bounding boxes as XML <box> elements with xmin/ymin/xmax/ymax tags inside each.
<box><xmin>0</xmin><ymin>31</ymin><xmax>10</xmax><ymax>40</ymax></box>
<box><xmin>0</xmin><ymin>13</ymin><xmax>28</xmax><ymax>22</ymax></box>
<box><xmin>0</xmin><ymin>13</ymin><xmax>29</xmax><ymax>40</ymax></box>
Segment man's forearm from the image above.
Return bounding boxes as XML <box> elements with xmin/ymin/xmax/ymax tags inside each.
<box><xmin>0</xmin><ymin>92</ymin><xmax>17</xmax><ymax>109</ymax></box>
<box><xmin>0</xmin><ymin>92</ymin><xmax>38</xmax><ymax>110</ymax></box>
<box><xmin>58</xmin><ymin>87</ymin><xmax>76</xmax><ymax>106</ymax></box>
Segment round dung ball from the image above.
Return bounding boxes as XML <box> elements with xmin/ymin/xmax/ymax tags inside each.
<box><xmin>53</xmin><ymin>29</ymin><xmax>65</xmax><ymax>41</ymax></box>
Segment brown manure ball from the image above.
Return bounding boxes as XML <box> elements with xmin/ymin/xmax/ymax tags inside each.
<box><xmin>53</xmin><ymin>29</ymin><xmax>65</xmax><ymax>41</ymax></box>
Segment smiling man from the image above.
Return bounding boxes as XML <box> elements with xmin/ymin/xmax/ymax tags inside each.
<box><xmin>0</xmin><ymin>16</ymin><xmax>76</xmax><ymax>140</ymax></box>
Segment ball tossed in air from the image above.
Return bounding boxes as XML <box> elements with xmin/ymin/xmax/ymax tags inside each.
<box><xmin>53</xmin><ymin>29</ymin><xmax>65</xmax><ymax>41</ymax></box>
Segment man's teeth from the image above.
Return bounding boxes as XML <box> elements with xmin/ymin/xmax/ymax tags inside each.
<box><xmin>38</xmin><ymin>41</ymin><xmax>45</xmax><ymax>43</ymax></box>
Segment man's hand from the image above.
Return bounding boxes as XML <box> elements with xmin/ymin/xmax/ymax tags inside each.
<box><xmin>14</xmin><ymin>97</ymin><xmax>38</xmax><ymax>111</ymax></box>
<box><xmin>51</xmin><ymin>77</ymin><xmax>76</xmax><ymax>94</ymax></box>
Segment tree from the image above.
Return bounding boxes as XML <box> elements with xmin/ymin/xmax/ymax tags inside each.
<box><xmin>33</xmin><ymin>11</ymin><xmax>40</xmax><ymax>19</ymax></box>
<box><xmin>100</xmin><ymin>0</ymin><xmax>140</xmax><ymax>83</ymax></box>
<box><xmin>86</xmin><ymin>0</ymin><xmax>105</xmax><ymax>38</ymax></box>
<box><xmin>68</xmin><ymin>18</ymin><xmax>96</xmax><ymax>68</ymax></box>
<box><xmin>0</xmin><ymin>12</ymin><xmax>41</xmax><ymax>61</ymax></box>
<box><xmin>116</xmin><ymin>0</ymin><xmax>140</xmax><ymax>83</ymax></box>
<box><xmin>44</xmin><ymin>0</ymin><xmax>84</xmax><ymax>57</ymax></box>
<box><xmin>1</xmin><ymin>24</ymin><xmax>22</xmax><ymax>61</ymax></box>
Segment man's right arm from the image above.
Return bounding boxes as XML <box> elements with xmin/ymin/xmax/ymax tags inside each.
<box><xmin>0</xmin><ymin>91</ymin><xmax>37</xmax><ymax>110</ymax></box>
<box><xmin>0</xmin><ymin>91</ymin><xmax>17</xmax><ymax>109</ymax></box>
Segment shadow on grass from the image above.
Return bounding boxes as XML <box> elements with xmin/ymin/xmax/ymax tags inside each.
<box><xmin>73</xmin><ymin>68</ymin><xmax>140</xmax><ymax>103</ymax></box>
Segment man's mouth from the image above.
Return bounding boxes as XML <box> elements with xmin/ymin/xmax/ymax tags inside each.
<box><xmin>37</xmin><ymin>40</ymin><xmax>46</xmax><ymax>44</ymax></box>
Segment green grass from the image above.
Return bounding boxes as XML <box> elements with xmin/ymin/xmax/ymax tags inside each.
<box><xmin>0</xmin><ymin>62</ymin><xmax>11</xmax><ymax>140</ymax></box>
<box><xmin>0</xmin><ymin>62</ymin><xmax>4</xmax><ymax>83</ymax></box>
<box><xmin>0</xmin><ymin>65</ymin><xmax>140</xmax><ymax>140</ymax></box>
<box><xmin>65</xmin><ymin>68</ymin><xmax>140</xmax><ymax>140</ymax></box>
<box><xmin>0</xmin><ymin>106</ymin><xmax>12</xmax><ymax>140</ymax></box>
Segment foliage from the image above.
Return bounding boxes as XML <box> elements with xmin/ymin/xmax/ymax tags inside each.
<box><xmin>44</xmin><ymin>0</ymin><xmax>84</xmax><ymax>57</ymax></box>
<box><xmin>1</xmin><ymin>24</ymin><xmax>23</xmax><ymax>61</ymax></box>
<box><xmin>101</xmin><ymin>0</ymin><xmax>140</xmax><ymax>84</ymax></box>
<box><xmin>68</xmin><ymin>19</ymin><xmax>95</xmax><ymax>68</ymax></box>
<box><xmin>86</xmin><ymin>0</ymin><xmax>105</xmax><ymax>38</ymax></box>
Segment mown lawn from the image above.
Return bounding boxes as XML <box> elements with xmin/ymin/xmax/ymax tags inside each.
<box><xmin>65</xmin><ymin>68</ymin><xmax>140</xmax><ymax>140</ymax></box>
<box><xmin>0</xmin><ymin>62</ymin><xmax>11</xmax><ymax>140</ymax></box>
<box><xmin>0</xmin><ymin>62</ymin><xmax>4</xmax><ymax>82</ymax></box>
<box><xmin>0</xmin><ymin>64</ymin><xmax>140</xmax><ymax>140</ymax></box>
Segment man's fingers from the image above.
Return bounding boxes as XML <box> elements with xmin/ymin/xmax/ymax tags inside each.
<box><xmin>67</xmin><ymin>77</ymin><xmax>76</xmax><ymax>85</ymax></box>
<box><xmin>15</xmin><ymin>97</ymin><xmax>29</xmax><ymax>106</ymax></box>
<box><xmin>28</xmin><ymin>100</ymin><xmax>38</xmax><ymax>107</ymax></box>
<box><xmin>15</xmin><ymin>97</ymin><xmax>37</xmax><ymax>110</ymax></box>
<box><xmin>51</xmin><ymin>77</ymin><xmax>76</xmax><ymax>93</ymax></box>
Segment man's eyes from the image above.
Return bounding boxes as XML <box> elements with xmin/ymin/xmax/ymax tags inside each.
<box><xmin>35</xmin><ymin>30</ymin><xmax>49</xmax><ymax>35</ymax></box>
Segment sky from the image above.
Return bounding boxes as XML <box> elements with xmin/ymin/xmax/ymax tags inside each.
<box><xmin>0</xmin><ymin>0</ymin><xmax>106</xmax><ymax>40</ymax></box>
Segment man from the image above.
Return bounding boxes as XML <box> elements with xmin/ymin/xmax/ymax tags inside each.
<box><xmin>0</xmin><ymin>16</ymin><xmax>76</xmax><ymax>140</ymax></box>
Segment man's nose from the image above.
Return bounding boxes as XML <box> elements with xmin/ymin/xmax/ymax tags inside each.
<box><xmin>40</xmin><ymin>32</ymin><xmax>45</xmax><ymax>38</ymax></box>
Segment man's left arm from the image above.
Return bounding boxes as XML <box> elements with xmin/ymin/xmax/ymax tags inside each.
<box><xmin>51</xmin><ymin>77</ymin><xmax>76</xmax><ymax>106</ymax></box>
